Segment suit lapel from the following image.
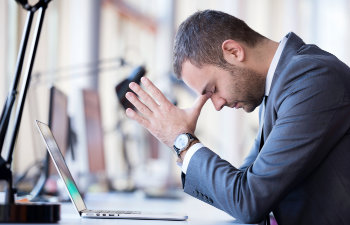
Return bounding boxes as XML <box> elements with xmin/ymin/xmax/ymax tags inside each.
<box><xmin>260</xmin><ymin>33</ymin><xmax>306</xmax><ymax>150</ymax></box>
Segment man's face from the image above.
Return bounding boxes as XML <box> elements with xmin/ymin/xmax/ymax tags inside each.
<box><xmin>181</xmin><ymin>60</ymin><xmax>265</xmax><ymax>112</ymax></box>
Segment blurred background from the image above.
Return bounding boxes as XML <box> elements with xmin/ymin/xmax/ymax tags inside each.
<box><xmin>0</xmin><ymin>0</ymin><xmax>349</xmax><ymax>200</ymax></box>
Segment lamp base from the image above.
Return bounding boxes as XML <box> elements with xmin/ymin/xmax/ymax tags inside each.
<box><xmin>0</xmin><ymin>203</ymin><xmax>60</xmax><ymax>223</ymax></box>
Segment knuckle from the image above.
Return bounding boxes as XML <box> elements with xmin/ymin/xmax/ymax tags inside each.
<box><xmin>127</xmin><ymin>92</ymin><xmax>137</xmax><ymax>102</ymax></box>
<box><xmin>154</xmin><ymin>90</ymin><xmax>162</xmax><ymax>97</ymax></box>
<box><xmin>139</xmin><ymin>105</ymin><xmax>148</xmax><ymax>113</ymax></box>
<box><xmin>133</xmin><ymin>86</ymin><xmax>141</xmax><ymax>93</ymax></box>
<box><xmin>137</xmin><ymin>116</ymin><xmax>146</xmax><ymax>125</ymax></box>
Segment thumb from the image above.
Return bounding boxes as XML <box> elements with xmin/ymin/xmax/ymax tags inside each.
<box><xmin>192</xmin><ymin>93</ymin><xmax>211</xmax><ymax>115</ymax></box>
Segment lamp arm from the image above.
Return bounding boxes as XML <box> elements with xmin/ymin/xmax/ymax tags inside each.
<box><xmin>0</xmin><ymin>11</ymin><xmax>34</xmax><ymax>158</ymax></box>
<box><xmin>0</xmin><ymin>0</ymin><xmax>52</xmax><ymax>206</ymax></box>
<box><xmin>6</xmin><ymin>6</ymin><xmax>47</xmax><ymax>166</ymax></box>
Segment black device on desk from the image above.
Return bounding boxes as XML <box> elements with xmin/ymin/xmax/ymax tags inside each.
<box><xmin>35</xmin><ymin>120</ymin><xmax>188</xmax><ymax>221</ymax></box>
<box><xmin>115</xmin><ymin>65</ymin><xmax>146</xmax><ymax>110</ymax></box>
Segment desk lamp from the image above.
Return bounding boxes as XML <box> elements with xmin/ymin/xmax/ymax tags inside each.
<box><xmin>0</xmin><ymin>0</ymin><xmax>60</xmax><ymax>222</ymax></box>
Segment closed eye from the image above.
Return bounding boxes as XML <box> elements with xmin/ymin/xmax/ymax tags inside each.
<box><xmin>201</xmin><ymin>85</ymin><xmax>216</xmax><ymax>95</ymax></box>
<box><xmin>206</xmin><ymin>88</ymin><xmax>215</xmax><ymax>95</ymax></box>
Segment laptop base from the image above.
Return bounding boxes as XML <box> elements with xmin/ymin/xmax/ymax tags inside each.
<box><xmin>81</xmin><ymin>211</ymin><xmax>187</xmax><ymax>221</ymax></box>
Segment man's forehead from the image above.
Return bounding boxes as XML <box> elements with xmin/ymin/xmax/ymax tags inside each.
<box><xmin>181</xmin><ymin>61</ymin><xmax>210</xmax><ymax>95</ymax></box>
<box><xmin>182</xmin><ymin>60</ymin><xmax>210</xmax><ymax>78</ymax></box>
<box><xmin>182</xmin><ymin>60</ymin><xmax>199</xmax><ymax>73</ymax></box>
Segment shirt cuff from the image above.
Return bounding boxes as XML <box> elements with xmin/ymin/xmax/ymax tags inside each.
<box><xmin>181</xmin><ymin>143</ymin><xmax>204</xmax><ymax>174</ymax></box>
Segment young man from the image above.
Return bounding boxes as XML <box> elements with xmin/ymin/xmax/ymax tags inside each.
<box><xmin>124</xmin><ymin>10</ymin><xmax>350</xmax><ymax>225</ymax></box>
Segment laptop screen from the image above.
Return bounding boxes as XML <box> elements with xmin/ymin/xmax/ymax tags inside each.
<box><xmin>36</xmin><ymin>120</ymin><xmax>86</xmax><ymax>212</ymax></box>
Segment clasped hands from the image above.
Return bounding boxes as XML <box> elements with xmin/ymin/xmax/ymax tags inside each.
<box><xmin>125</xmin><ymin>77</ymin><xmax>211</xmax><ymax>148</ymax></box>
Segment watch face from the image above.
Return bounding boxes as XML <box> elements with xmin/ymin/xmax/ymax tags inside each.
<box><xmin>175</xmin><ymin>133</ymin><xmax>190</xmax><ymax>150</ymax></box>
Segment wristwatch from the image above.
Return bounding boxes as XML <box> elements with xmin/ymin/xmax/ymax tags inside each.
<box><xmin>173</xmin><ymin>133</ymin><xmax>198</xmax><ymax>157</ymax></box>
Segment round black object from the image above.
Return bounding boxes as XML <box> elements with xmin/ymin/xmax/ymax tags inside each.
<box><xmin>0</xmin><ymin>203</ymin><xmax>60</xmax><ymax>223</ymax></box>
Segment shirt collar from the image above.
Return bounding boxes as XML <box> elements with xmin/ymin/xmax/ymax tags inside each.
<box><xmin>265</xmin><ymin>36</ymin><xmax>288</xmax><ymax>96</ymax></box>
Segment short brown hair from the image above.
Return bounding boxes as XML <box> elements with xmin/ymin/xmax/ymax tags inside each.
<box><xmin>173</xmin><ymin>10</ymin><xmax>265</xmax><ymax>78</ymax></box>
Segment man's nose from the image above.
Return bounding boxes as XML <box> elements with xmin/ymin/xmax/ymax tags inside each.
<box><xmin>211</xmin><ymin>95</ymin><xmax>225</xmax><ymax>111</ymax></box>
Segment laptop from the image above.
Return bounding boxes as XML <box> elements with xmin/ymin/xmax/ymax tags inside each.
<box><xmin>35</xmin><ymin>120</ymin><xmax>188</xmax><ymax>221</ymax></box>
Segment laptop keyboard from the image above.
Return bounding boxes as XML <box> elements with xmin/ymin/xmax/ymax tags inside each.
<box><xmin>83</xmin><ymin>209</ymin><xmax>142</xmax><ymax>215</ymax></box>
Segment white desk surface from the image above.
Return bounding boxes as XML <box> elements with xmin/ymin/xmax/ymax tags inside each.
<box><xmin>36</xmin><ymin>191</ymin><xmax>249</xmax><ymax>225</ymax></box>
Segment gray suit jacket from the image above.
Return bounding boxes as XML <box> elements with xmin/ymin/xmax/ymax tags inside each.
<box><xmin>182</xmin><ymin>33</ymin><xmax>350</xmax><ymax>225</ymax></box>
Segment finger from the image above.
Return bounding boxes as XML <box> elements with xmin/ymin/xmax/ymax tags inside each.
<box><xmin>128</xmin><ymin>82</ymin><xmax>159</xmax><ymax>110</ymax></box>
<box><xmin>140</xmin><ymin>77</ymin><xmax>170</xmax><ymax>106</ymax></box>
<box><xmin>125</xmin><ymin>108</ymin><xmax>150</xmax><ymax>128</ymax></box>
<box><xmin>125</xmin><ymin>92</ymin><xmax>153</xmax><ymax>116</ymax></box>
<box><xmin>192</xmin><ymin>93</ymin><xmax>211</xmax><ymax>115</ymax></box>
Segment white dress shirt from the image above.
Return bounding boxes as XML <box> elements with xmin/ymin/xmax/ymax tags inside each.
<box><xmin>180</xmin><ymin>36</ymin><xmax>288</xmax><ymax>174</ymax></box>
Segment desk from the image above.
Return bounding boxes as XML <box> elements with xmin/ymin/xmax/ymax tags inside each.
<box><xmin>31</xmin><ymin>191</ymin><xmax>250</xmax><ymax>225</ymax></box>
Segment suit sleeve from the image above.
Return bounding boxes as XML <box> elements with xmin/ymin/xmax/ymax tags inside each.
<box><xmin>182</xmin><ymin>65</ymin><xmax>350</xmax><ymax>223</ymax></box>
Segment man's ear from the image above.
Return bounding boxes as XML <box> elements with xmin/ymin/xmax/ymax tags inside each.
<box><xmin>222</xmin><ymin>39</ymin><xmax>245</xmax><ymax>64</ymax></box>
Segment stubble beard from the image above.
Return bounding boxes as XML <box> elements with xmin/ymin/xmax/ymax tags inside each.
<box><xmin>230</xmin><ymin>67</ymin><xmax>266</xmax><ymax>113</ymax></box>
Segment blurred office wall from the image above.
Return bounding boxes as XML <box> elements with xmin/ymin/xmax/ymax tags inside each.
<box><xmin>1</xmin><ymin>0</ymin><xmax>349</xmax><ymax>190</ymax></box>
